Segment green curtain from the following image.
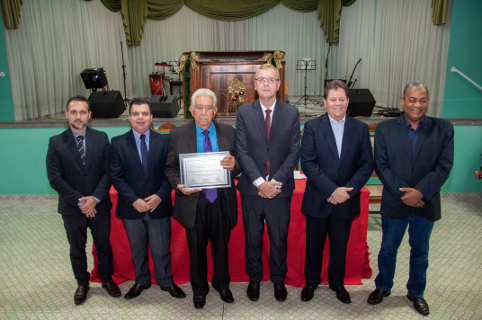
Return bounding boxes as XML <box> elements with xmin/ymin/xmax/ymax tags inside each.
<box><xmin>1</xmin><ymin>0</ymin><xmax>22</xmax><ymax>29</ymax></box>
<box><xmin>184</xmin><ymin>0</ymin><xmax>278</xmax><ymax>21</ymax></box>
<box><xmin>127</xmin><ymin>0</ymin><xmax>148</xmax><ymax>46</ymax></box>
<box><xmin>318</xmin><ymin>0</ymin><xmax>341</xmax><ymax>43</ymax></box>
<box><xmin>281</xmin><ymin>0</ymin><xmax>317</xmax><ymax>12</ymax></box>
<box><xmin>147</xmin><ymin>0</ymin><xmax>183</xmax><ymax>20</ymax></box>
<box><xmin>431</xmin><ymin>0</ymin><xmax>449</xmax><ymax>25</ymax></box>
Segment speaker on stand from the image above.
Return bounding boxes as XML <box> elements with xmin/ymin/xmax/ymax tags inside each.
<box><xmin>347</xmin><ymin>89</ymin><xmax>376</xmax><ymax>117</ymax></box>
<box><xmin>88</xmin><ymin>91</ymin><xmax>126</xmax><ymax>118</ymax></box>
<box><xmin>149</xmin><ymin>95</ymin><xmax>179</xmax><ymax>118</ymax></box>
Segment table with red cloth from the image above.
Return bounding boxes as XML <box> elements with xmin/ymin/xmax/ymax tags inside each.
<box><xmin>91</xmin><ymin>179</ymin><xmax>372</xmax><ymax>287</ymax></box>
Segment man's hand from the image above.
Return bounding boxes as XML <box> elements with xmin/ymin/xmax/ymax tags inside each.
<box><xmin>145</xmin><ymin>194</ymin><xmax>162</xmax><ymax>212</ymax></box>
<box><xmin>132</xmin><ymin>199</ymin><xmax>150</xmax><ymax>213</ymax></box>
<box><xmin>327</xmin><ymin>195</ymin><xmax>337</xmax><ymax>205</ymax></box>
<box><xmin>79</xmin><ymin>196</ymin><xmax>98</xmax><ymax>217</ymax></box>
<box><xmin>331</xmin><ymin>187</ymin><xmax>353</xmax><ymax>204</ymax></box>
<box><xmin>399</xmin><ymin>188</ymin><xmax>425</xmax><ymax>207</ymax></box>
<box><xmin>220</xmin><ymin>154</ymin><xmax>235</xmax><ymax>172</ymax></box>
<box><xmin>177</xmin><ymin>184</ymin><xmax>202</xmax><ymax>196</ymax></box>
<box><xmin>258</xmin><ymin>181</ymin><xmax>282</xmax><ymax>199</ymax></box>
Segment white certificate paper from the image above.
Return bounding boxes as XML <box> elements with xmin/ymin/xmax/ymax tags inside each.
<box><xmin>179</xmin><ymin>151</ymin><xmax>231</xmax><ymax>189</ymax></box>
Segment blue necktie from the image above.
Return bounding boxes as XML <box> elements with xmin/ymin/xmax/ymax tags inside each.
<box><xmin>140</xmin><ymin>134</ymin><xmax>148</xmax><ymax>173</ymax></box>
<box><xmin>202</xmin><ymin>130</ymin><xmax>217</xmax><ymax>203</ymax></box>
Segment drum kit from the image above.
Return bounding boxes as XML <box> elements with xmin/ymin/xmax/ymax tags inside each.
<box><xmin>149</xmin><ymin>62</ymin><xmax>179</xmax><ymax>96</ymax></box>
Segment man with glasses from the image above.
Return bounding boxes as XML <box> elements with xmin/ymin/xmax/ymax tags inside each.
<box><xmin>236</xmin><ymin>64</ymin><xmax>300</xmax><ymax>302</ymax></box>
<box><xmin>367</xmin><ymin>82</ymin><xmax>454</xmax><ymax>316</ymax></box>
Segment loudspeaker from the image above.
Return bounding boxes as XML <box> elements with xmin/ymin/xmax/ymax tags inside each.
<box><xmin>347</xmin><ymin>89</ymin><xmax>376</xmax><ymax>117</ymax></box>
<box><xmin>88</xmin><ymin>91</ymin><xmax>126</xmax><ymax>118</ymax></box>
<box><xmin>149</xmin><ymin>95</ymin><xmax>179</xmax><ymax>118</ymax></box>
<box><xmin>80</xmin><ymin>68</ymin><xmax>108</xmax><ymax>89</ymax></box>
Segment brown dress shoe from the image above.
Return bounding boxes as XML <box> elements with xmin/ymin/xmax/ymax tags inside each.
<box><xmin>74</xmin><ymin>285</ymin><xmax>90</xmax><ymax>305</ymax></box>
<box><xmin>102</xmin><ymin>280</ymin><xmax>121</xmax><ymax>297</ymax></box>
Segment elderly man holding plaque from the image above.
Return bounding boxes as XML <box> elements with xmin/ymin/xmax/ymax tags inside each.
<box><xmin>166</xmin><ymin>88</ymin><xmax>241</xmax><ymax>309</ymax></box>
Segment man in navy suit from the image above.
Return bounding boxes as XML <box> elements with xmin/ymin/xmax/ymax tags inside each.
<box><xmin>236</xmin><ymin>64</ymin><xmax>300</xmax><ymax>302</ymax></box>
<box><xmin>166</xmin><ymin>88</ymin><xmax>241</xmax><ymax>308</ymax></box>
<box><xmin>110</xmin><ymin>98</ymin><xmax>185</xmax><ymax>300</ymax></box>
<box><xmin>367</xmin><ymin>82</ymin><xmax>454</xmax><ymax>316</ymax></box>
<box><xmin>300</xmin><ymin>80</ymin><xmax>373</xmax><ymax>303</ymax></box>
<box><xmin>47</xmin><ymin>95</ymin><xmax>120</xmax><ymax>305</ymax></box>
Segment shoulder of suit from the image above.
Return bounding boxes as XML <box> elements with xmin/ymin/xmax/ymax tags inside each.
<box><xmin>214</xmin><ymin>121</ymin><xmax>235</xmax><ymax>132</ymax></box>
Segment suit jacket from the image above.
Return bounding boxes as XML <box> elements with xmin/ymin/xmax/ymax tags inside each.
<box><xmin>374</xmin><ymin>116</ymin><xmax>453</xmax><ymax>222</ymax></box>
<box><xmin>300</xmin><ymin>114</ymin><xmax>373</xmax><ymax>219</ymax></box>
<box><xmin>46</xmin><ymin>127</ymin><xmax>112</xmax><ymax>215</ymax></box>
<box><xmin>110</xmin><ymin>129</ymin><xmax>173</xmax><ymax>220</ymax></box>
<box><xmin>165</xmin><ymin>122</ymin><xmax>241</xmax><ymax>229</ymax></box>
<box><xmin>236</xmin><ymin>99</ymin><xmax>300</xmax><ymax>197</ymax></box>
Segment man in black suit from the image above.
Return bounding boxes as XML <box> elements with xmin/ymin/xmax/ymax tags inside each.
<box><xmin>110</xmin><ymin>98</ymin><xmax>185</xmax><ymax>300</ymax></box>
<box><xmin>166</xmin><ymin>88</ymin><xmax>241</xmax><ymax>308</ymax></box>
<box><xmin>300</xmin><ymin>80</ymin><xmax>373</xmax><ymax>303</ymax></box>
<box><xmin>236</xmin><ymin>64</ymin><xmax>300</xmax><ymax>302</ymax></box>
<box><xmin>47</xmin><ymin>95</ymin><xmax>120</xmax><ymax>305</ymax></box>
<box><xmin>367</xmin><ymin>82</ymin><xmax>454</xmax><ymax>316</ymax></box>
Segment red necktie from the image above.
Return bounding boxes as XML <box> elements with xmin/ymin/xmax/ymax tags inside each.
<box><xmin>265</xmin><ymin>109</ymin><xmax>271</xmax><ymax>177</ymax></box>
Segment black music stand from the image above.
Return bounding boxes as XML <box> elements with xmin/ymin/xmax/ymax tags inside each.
<box><xmin>296</xmin><ymin>59</ymin><xmax>317</xmax><ymax>106</ymax></box>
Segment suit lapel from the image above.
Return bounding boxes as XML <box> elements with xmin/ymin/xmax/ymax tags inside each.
<box><xmin>396</xmin><ymin>116</ymin><xmax>412</xmax><ymax>163</ymax></box>
<box><xmin>413</xmin><ymin>117</ymin><xmax>432</xmax><ymax>163</ymax></box>
<box><xmin>269</xmin><ymin>100</ymin><xmax>282</xmax><ymax>141</ymax></box>
<box><xmin>147</xmin><ymin>129</ymin><xmax>157</xmax><ymax>174</ymax></box>
<box><xmin>186</xmin><ymin>122</ymin><xmax>197</xmax><ymax>153</ymax></box>
<box><xmin>126</xmin><ymin>130</ymin><xmax>145</xmax><ymax>175</ymax></box>
<box><xmin>321</xmin><ymin>114</ymin><xmax>340</xmax><ymax>162</ymax></box>
<box><xmin>253</xmin><ymin>101</ymin><xmax>269</xmax><ymax>144</ymax></box>
<box><xmin>83</xmin><ymin>127</ymin><xmax>94</xmax><ymax>172</ymax></box>
<box><xmin>65</xmin><ymin>129</ymin><xmax>85</xmax><ymax>169</ymax></box>
<box><xmin>339</xmin><ymin>116</ymin><xmax>352</xmax><ymax>162</ymax></box>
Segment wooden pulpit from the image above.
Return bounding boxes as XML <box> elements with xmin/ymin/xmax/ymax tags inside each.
<box><xmin>183</xmin><ymin>51</ymin><xmax>286</xmax><ymax>118</ymax></box>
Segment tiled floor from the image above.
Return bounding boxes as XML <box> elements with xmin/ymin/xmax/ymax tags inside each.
<box><xmin>0</xmin><ymin>196</ymin><xmax>481</xmax><ymax>319</ymax></box>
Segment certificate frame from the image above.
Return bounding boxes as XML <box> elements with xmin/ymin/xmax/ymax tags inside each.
<box><xmin>179</xmin><ymin>151</ymin><xmax>231</xmax><ymax>189</ymax></box>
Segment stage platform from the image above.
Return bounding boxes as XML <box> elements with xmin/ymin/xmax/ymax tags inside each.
<box><xmin>0</xmin><ymin>95</ymin><xmax>478</xmax><ymax>128</ymax></box>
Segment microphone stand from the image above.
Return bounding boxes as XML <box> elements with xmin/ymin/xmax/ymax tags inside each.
<box><xmin>120</xmin><ymin>41</ymin><xmax>128</xmax><ymax>103</ymax></box>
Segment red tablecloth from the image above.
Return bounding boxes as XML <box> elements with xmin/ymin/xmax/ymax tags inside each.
<box><xmin>91</xmin><ymin>180</ymin><xmax>372</xmax><ymax>287</ymax></box>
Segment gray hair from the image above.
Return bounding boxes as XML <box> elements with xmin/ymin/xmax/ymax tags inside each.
<box><xmin>191</xmin><ymin>88</ymin><xmax>217</xmax><ymax>109</ymax></box>
<box><xmin>255</xmin><ymin>63</ymin><xmax>280</xmax><ymax>80</ymax></box>
<box><xmin>402</xmin><ymin>81</ymin><xmax>429</xmax><ymax>98</ymax></box>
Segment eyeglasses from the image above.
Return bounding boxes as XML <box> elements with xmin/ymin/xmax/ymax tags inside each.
<box><xmin>255</xmin><ymin>78</ymin><xmax>280</xmax><ymax>83</ymax></box>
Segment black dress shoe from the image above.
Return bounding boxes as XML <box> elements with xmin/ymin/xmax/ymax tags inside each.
<box><xmin>301</xmin><ymin>284</ymin><xmax>318</xmax><ymax>302</ymax></box>
<box><xmin>331</xmin><ymin>286</ymin><xmax>351</xmax><ymax>304</ymax></box>
<box><xmin>102</xmin><ymin>280</ymin><xmax>121</xmax><ymax>297</ymax></box>
<box><xmin>124</xmin><ymin>283</ymin><xmax>151</xmax><ymax>299</ymax></box>
<box><xmin>219</xmin><ymin>289</ymin><xmax>234</xmax><ymax>303</ymax></box>
<box><xmin>160</xmin><ymin>284</ymin><xmax>186</xmax><ymax>298</ymax></box>
<box><xmin>193</xmin><ymin>295</ymin><xmax>206</xmax><ymax>309</ymax></box>
<box><xmin>274</xmin><ymin>282</ymin><xmax>287</xmax><ymax>302</ymax></box>
<box><xmin>407</xmin><ymin>294</ymin><xmax>430</xmax><ymax>316</ymax></box>
<box><xmin>246</xmin><ymin>281</ymin><xmax>260</xmax><ymax>301</ymax></box>
<box><xmin>367</xmin><ymin>288</ymin><xmax>390</xmax><ymax>305</ymax></box>
<box><xmin>74</xmin><ymin>285</ymin><xmax>90</xmax><ymax>305</ymax></box>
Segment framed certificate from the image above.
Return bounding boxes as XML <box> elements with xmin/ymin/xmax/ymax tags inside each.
<box><xmin>179</xmin><ymin>151</ymin><xmax>231</xmax><ymax>189</ymax></box>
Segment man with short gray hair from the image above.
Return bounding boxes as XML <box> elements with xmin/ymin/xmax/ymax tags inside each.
<box><xmin>166</xmin><ymin>88</ymin><xmax>241</xmax><ymax>308</ymax></box>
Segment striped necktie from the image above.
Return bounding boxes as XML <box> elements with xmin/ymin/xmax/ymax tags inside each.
<box><xmin>76</xmin><ymin>136</ymin><xmax>85</xmax><ymax>166</ymax></box>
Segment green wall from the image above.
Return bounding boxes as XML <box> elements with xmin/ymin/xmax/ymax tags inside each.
<box><xmin>0</xmin><ymin>14</ymin><xmax>15</xmax><ymax>121</ymax></box>
<box><xmin>0</xmin><ymin>122</ymin><xmax>481</xmax><ymax>195</ymax></box>
<box><xmin>0</xmin><ymin>126</ymin><xmax>129</xmax><ymax>195</ymax></box>
<box><xmin>442</xmin><ymin>0</ymin><xmax>482</xmax><ymax>118</ymax></box>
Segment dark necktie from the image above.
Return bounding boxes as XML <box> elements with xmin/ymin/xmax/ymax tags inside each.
<box><xmin>140</xmin><ymin>134</ymin><xmax>148</xmax><ymax>173</ymax></box>
<box><xmin>76</xmin><ymin>136</ymin><xmax>85</xmax><ymax>166</ymax></box>
<box><xmin>265</xmin><ymin>109</ymin><xmax>271</xmax><ymax>177</ymax></box>
<box><xmin>202</xmin><ymin>130</ymin><xmax>217</xmax><ymax>203</ymax></box>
